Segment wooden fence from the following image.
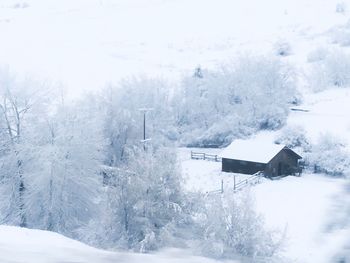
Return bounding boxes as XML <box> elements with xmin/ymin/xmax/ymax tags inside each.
<box><xmin>233</xmin><ymin>171</ymin><xmax>264</xmax><ymax>192</ymax></box>
<box><xmin>205</xmin><ymin>179</ymin><xmax>224</xmax><ymax>196</ymax></box>
<box><xmin>190</xmin><ymin>151</ymin><xmax>221</xmax><ymax>162</ymax></box>
<box><xmin>205</xmin><ymin>171</ymin><xmax>264</xmax><ymax>196</ymax></box>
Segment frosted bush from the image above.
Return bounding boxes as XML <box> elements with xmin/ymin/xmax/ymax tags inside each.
<box><xmin>324</xmin><ymin>50</ymin><xmax>350</xmax><ymax>87</ymax></box>
<box><xmin>198</xmin><ymin>192</ymin><xmax>284</xmax><ymax>260</ymax></box>
<box><xmin>307</xmin><ymin>47</ymin><xmax>328</xmax><ymax>63</ymax></box>
<box><xmin>187</xmin><ymin>117</ymin><xmax>253</xmax><ymax>148</ymax></box>
<box><xmin>331</xmin><ymin>20</ymin><xmax>350</xmax><ymax>46</ymax></box>
<box><xmin>275</xmin><ymin>125</ymin><xmax>311</xmax><ymax>151</ymax></box>
<box><xmin>305</xmin><ymin>134</ymin><xmax>350</xmax><ymax>176</ymax></box>
<box><xmin>336</xmin><ymin>2</ymin><xmax>347</xmax><ymax>13</ymax></box>
<box><xmin>309</xmin><ymin>50</ymin><xmax>350</xmax><ymax>91</ymax></box>
<box><xmin>274</xmin><ymin>40</ymin><xmax>292</xmax><ymax>57</ymax></box>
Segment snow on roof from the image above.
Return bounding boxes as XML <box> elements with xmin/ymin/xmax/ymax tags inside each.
<box><xmin>220</xmin><ymin>138</ymin><xmax>286</xmax><ymax>164</ymax></box>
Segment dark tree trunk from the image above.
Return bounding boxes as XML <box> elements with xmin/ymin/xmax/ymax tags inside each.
<box><xmin>18</xmin><ymin>159</ymin><xmax>26</xmax><ymax>227</ymax></box>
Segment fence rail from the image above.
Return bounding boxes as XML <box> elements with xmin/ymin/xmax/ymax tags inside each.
<box><xmin>233</xmin><ymin>171</ymin><xmax>264</xmax><ymax>192</ymax></box>
<box><xmin>205</xmin><ymin>172</ymin><xmax>264</xmax><ymax>196</ymax></box>
<box><xmin>205</xmin><ymin>179</ymin><xmax>224</xmax><ymax>196</ymax></box>
<box><xmin>191</xmin><ymin>151</ymin><xmax>221</xmax><ymax>162</ymax></box>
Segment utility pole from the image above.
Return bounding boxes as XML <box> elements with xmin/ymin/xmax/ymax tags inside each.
<box><xmin>139</xmin><ymin>108</ymin><xmax>153</xmax><ymax>150</ymax></box>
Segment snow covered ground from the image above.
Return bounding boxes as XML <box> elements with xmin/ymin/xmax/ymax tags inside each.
<box><xmin>178</xmin><ymin>147</ymin><xmax>266</xmax><ymax>193</ymax></box>
<box><xmin>288</xmin><ymin>88</ymin><xmax>350</xmax><ymax>145</ymax></box>
<box><xmin>0</xmin><ymin>0</ymin><xmax>350</xmax><ymax>97</ymax></box>
<box><xmin>255</xmin><ymin>174</ymin><xmax>347</xmax><ymax>263</ymax></box>
<box><xmin>0</xmin><ymin>225</ymin><xmax>238</xmax><ymax>263</ymax></box>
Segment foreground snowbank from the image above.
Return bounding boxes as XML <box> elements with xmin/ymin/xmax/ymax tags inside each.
<box><xmin>0</xmin><ymin>226</ymin><xmax>237</xmax><ymax>263</ymax></box>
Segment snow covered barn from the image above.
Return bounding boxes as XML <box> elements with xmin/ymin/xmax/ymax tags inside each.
<box><xmin>221</xmin><ymin>139</ymin><xmax>302</xmax><ymax>177</ymax></box>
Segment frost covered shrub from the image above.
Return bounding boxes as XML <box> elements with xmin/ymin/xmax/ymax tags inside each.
<box><xmin>310</xmin><ymin>50</ymin><xmax>350</xmax><ymax>91</ymax></box>
<box><xmin>324</xmin><ymin>51</ymin><xmax>350</xmax><ymax>87</ymax></box>
<box><xmin>336</xmin><ymin>2</ymin><xmax>347</xmax><ymax>13</ymax></box>
<box><xmin>274</xmin><ymin>40</ymin><xmax>292</xmax><ymax>57</ymax></box>
<box><xmin>198</xmin><ymin>192</ymin><xmax>283</xmax><ymax>260</ymax></box>
<box><xmin>305</xmin><ymin>134</ymin><xmax>350</xmax><ymax>176</ymax></box>
<box><xmin>275</xmin><ymin>125</ymin><xmax>311</xmax><ymax>151</ymax></box>
<box><xmin>331</xmin><ymin>20</ymin><xmax>350</xmax><ymax>46</ymax></box>
<box><xmin>187</xmin><ymin>117</ymin><xmax>254</xmax><ymax>148</ymax></box>
<box><xmin>307</xmin><ymin>47</ymin><xmax>328</xmax><ymax>63</ymax></box>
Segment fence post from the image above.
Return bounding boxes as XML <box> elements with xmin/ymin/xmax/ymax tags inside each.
<box><xmin>221</xmin><ymin>179</ymin><xmax>224</xmax><ymax>194</ymax></box>
<box><xmin>191</xmin><ymin>151</ymin><xmax>193</xmax><ymax>159</ymax></box>
<box><xmin>204</xmin><ymin>153</ymin><xmax>206</xmax><ymax>160</ymax></box>
<box><xmin>234</xmin><ymin>176</ymin><xmax>236</xmax><ymax>191</ymax></box>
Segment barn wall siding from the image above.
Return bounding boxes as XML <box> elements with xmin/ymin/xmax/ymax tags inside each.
<box><xmin>264</xmin><ymin>149</ymin><xmax>299</xmax><ymax>177</ymax></box>
<box><xmin>222</xmin><ymin>158</ymin><xmax>266</xmax><ymax>174</ymax></box>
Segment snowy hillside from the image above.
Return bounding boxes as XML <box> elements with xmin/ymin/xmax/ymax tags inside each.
<box><xmin>288</xmin><ymin>88</ymin><xmax>350</xmax><ymax>145</ymax></box>
<box><xmin>0</xmin><ymin>0</ymin><xmax>349</xmax><ymax>97</ymax></box>
<box><xmin>0</xmin><ymin>226</ymin><xmax>238</xmax><ymax>263</ymax></box>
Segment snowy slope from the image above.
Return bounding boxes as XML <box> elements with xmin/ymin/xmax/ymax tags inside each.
<box><xmin>0</xmin><ymin>0</ymin><xmax>350</xmax><ymax>97</ymax></box>
<box><xmin>0</xmin><ymin>225</ymin><xmax>238</xmax><ymax>263</ymax></box>
<box><xmin>288</xmin><ymin>88</ymin><xmax>350</xmax><ymax>146</ymax></box>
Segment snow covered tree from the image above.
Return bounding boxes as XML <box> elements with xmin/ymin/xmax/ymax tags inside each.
<box><xmin>173</xmin><ymin>55</ymin><xmax>298</xmax><ymax>147</ymax></box>
<box><xmin>23</xmin><ymin>97</ymin><xmax>104</xmax><ymax>237</ymax></box>
<box><xmin>88</xmin><ymin>80</ymin><xmax>189</xmax><ymax>251</ymax></box>
<box><xmin>101</xmin><ymin>77</ymin><xmax>174</xmax><ymax>166</ymax></box>
<box><xmin>0</xmin><ymin>68</ymin><xmax>51</xmax><ymax>227</ymax></box>
<box><xmin>100</xmin><ymin>146</ymin><xmax>186</xmax><ymax>252</ymax></box>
